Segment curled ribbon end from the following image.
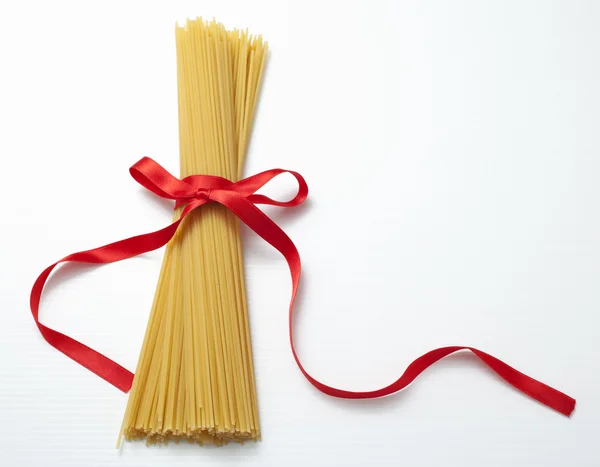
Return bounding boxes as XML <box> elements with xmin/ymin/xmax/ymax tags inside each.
<box><xmin>563</xmin><ymin>398</ymin><xmax>576</xmax><ymax>417</ymax></box>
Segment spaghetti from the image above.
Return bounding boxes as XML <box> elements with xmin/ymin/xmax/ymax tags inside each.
<box><xmin>118</xmin><ymin>18</ymin><xmax>267</xmax><ymax>446</ymax></box>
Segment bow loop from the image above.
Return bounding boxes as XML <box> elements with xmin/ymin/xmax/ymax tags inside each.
<box><xmin>131</xmin><ymin>157</ymin><xmax>308</xmax><ymax>210</ymax></box>
<box><xmin>235</xmin><ymin>169</ymin><xmax>309</xmax><ymax>207</ymax></box>
<box><xmin>129</xmin><ymin>157</ymin><xmax>193</xmax><ymax>200</ymax></box>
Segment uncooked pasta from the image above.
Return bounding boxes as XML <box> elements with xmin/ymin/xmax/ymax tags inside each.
<box><xmin>118</xmin><ymin>17</ymin><xmax>267</xmax><ymax>446</ymax></box>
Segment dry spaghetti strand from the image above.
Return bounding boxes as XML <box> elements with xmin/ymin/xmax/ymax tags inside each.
<box><xmin>118</xmin><ymin>17</ymin><xmax>267</xmax><ymax>447</ymax></box>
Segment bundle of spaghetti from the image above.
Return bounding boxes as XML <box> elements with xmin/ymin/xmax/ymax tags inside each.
<box><xmin>118</xmin><ymin>18</ymin><xmax>267</xmax><ymax>446</ymax></box>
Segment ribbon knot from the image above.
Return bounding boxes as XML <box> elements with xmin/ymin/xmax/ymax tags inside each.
<box><xmin>194</xmin><ymin>187</ymin><xmax>212</xmax><ymax>201</ymax></box>
<box><xmin>29</xmin><ymin>156</ymin><xmax>576</xmax><ymax>417</ymax></box>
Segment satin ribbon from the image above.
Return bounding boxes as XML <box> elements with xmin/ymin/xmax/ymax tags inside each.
<box><xmin>30</xmin><ymin>157</ymin><xmax>576</xmax><ymax>416</ymax></box>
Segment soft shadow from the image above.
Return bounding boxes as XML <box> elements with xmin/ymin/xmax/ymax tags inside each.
<box><xmin>42</xmin><ymin>254</ymin><xmax>155</xmax><ymax>302</ymax></box>
<box><xmin>138</xmin><ymin>188</ymin><xmax>175</xmax><ymax>215</ymax></box>
<box><xmin>240</xmin><ymin>198</ymin><xmax>314</xmax><ymax>242</ymax></box>
<box><xmin>263</xmin><ymin>197</ymin><xmax>314</xmax><ymax>227</ymax></box>
<box><xmin>42</xmin><ymin>262</ymin><xmax>101</xmax><ymax>300</ymax></box>
<box><xmin>118</xmin><ymin>437</ymin><xmax>262</xmax><ymax>457</ymax></box>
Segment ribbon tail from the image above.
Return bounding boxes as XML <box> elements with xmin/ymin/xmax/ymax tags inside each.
<box><xmin>30</xmin><ymin>264</ymin><xmax>134</xmax><ymax>392</ymax></box>
<box><xmin>469</xmin><ymin>347</ymin><xmax>575</xmax><ymax>416</ymax></box>
<box><xmin>217</xmin><ymin>192</ymin><xmax>576</xmax><ymax>417</ymax></box>
<box><xmin>301</xmin><ymin>346</ymin><xmax>575</xmax><ymax>416</ymax></box>
<box><xmin>29</xmin><ymin>201</ymin><xmax>204</xmax><ymax>392</ymax></box>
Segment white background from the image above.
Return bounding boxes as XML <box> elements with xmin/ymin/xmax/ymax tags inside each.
<box><xmin>0</xmin><ymin>0</ymin><xmax>598</xmax><ymax>465</ymax></box>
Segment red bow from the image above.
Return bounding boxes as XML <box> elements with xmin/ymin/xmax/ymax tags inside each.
<box><xmin>30</xmin><ymin>157</ymin><xmax>576</xmax><ymax>416</ymax></box>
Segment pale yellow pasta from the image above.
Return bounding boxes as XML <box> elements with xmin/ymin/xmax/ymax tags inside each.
<box><xmin>118</xmin><ymin>18</ymin><xmax>267</xmax><ymax>447</ymax></box>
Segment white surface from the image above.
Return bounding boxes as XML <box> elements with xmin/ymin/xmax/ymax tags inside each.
<box><xmin>0</xmin><ymin>0</ymin><xmax>598</xmax><ymax>465</ymax></box>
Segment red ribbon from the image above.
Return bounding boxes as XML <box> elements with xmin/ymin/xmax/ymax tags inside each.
<box><xmin>30</xmin><ymin>157</ymin><xmax>576</xmax><ymax>416</ymax></box>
